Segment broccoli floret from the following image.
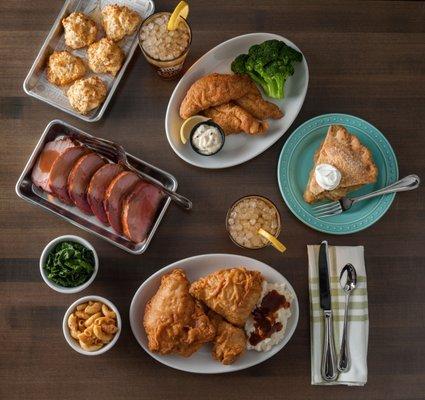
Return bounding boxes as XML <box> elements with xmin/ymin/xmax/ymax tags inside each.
<box><xmin>231</xmin><ymin>54</ymin><xmax>249</xmax><ymax>74</ymax></box>
<box><xmin>230</xmin><ymin>39</ymin><xmax>303</xmax><ymax>99</ymax></box>
<box><xmin>280</xmin><ymin>44</ymin><xmax>303</xmax><ymax>64</ymax></box>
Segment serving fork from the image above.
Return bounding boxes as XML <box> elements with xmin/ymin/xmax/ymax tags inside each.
<box><xmin>69</xmin><ymin>132</ymin><xmax>193</xmax><ymax>210</ymax></box>
<box><xmin>313</xmin><ymin>174</ymin><xmax>420</xmax><ymax>218</ymax></box>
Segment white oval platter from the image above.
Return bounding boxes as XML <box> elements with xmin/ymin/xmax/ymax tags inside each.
<box><xmin>165</xmin><ymin>32</ymin><xmax>309</xmax><ymax>169</ymax></box>
<box><xmin>129</xmin><ymin>253</ymin><xmax>299</xmax><ymax>374</ymax></box>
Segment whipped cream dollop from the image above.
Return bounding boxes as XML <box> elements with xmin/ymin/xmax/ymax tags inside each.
<box><xmin>315</xmin><ymin>163</ymin><xmax>342</xmax><ymax>190</ymax></box>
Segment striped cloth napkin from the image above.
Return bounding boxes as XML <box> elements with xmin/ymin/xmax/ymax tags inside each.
<box><xmin>307</xmin><ymin>245</ymin><xmax>369</xmax><ymax>386</ymax></box>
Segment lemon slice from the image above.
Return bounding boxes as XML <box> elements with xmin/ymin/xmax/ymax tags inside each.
<box><xmin>167</xmin><ymin>1</ymin><xmax>189</xmax><ymax>31</ymax></box>
<box><xmin>258</xmin><ymin>228</ymin><xmax>286</xmax><ymax>253</ymax></box>
<box><xmin>180</xmin><ymin>115</ymin><xmax>209</xmax><ymax>144</ymax></box>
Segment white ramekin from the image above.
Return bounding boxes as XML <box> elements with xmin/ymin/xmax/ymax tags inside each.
<box><xmin>39</xmin><ymin>235</ymin><xmax>99</xmax><ymax>294</ymax></box>
<box><xmin>62</xmin><ymin>295</ymin><xmax>122</xmax><ymax>356</ymax></box>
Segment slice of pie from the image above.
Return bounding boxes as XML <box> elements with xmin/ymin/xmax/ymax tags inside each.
<box><xmin>304</xmin><ymin>125</ymin><xmax>378</xmax><ymax>203</ymax></box>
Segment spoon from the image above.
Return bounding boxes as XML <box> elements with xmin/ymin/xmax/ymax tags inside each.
<box><xmin>337</xmin><ymin>263</ymin><xmax>357</xmax><ymax>372</ymax></box>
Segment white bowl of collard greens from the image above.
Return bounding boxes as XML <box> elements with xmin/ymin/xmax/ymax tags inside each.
<box><xmin>39</xmin><ymin>235</ymin><xmax>99</xmax><ymax>294</ymax></box>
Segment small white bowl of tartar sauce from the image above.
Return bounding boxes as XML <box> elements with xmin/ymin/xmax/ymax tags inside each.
<box><xmin>190</xmin><ymin>120</ymin><xmax>225</xmax><ymax>156</ymax></box>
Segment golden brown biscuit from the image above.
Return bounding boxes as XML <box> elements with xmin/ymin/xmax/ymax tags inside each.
<box><xmin>67</xmin><ymin>76</ymin><xmax>107</xmax><ymax>115</ymax></box>
<box><xmin>87</xmin><ymin>38</ymin><xmax>124</xmax><ymax>76</ymax></box>
<box><xmin>189</xmin><ymin>267</ymin><xmax>264</xmax><ymax>327</ymax></box>
<box><xmin>101</xmin><ymin>5</ymin><xmax>141</xmax><ymax>42</ymax></box>
<box><xmin>62</xmin><ymin>12</ymin><xmax>98</xmax><ymax>49</ymax></box>
<box><xmin>46</xmin><ymin>51</ymin><xmax>86</xmax><ymax>86</ymax></box>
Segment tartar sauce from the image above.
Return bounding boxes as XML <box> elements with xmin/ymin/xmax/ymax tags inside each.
<box><xmin>315</xmin><ymin>163</ymin><xmax>342</xmax><ymax>190</ymax></box>
<box><xmin>191</xmin><ymin>123</ymin><xmax>223</xmax><ymax>155</ymax></box>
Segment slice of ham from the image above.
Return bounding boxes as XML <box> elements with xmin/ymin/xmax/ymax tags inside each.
<box><xmin>67</xmin><ymin>153</ymin><xmax>105</xmax><ymax>214</ymax></box>
<box><xmin>122</xmin><ymin>181</ymin><xmax>163</xmax><ymax>243</ymax></box>
<box><xmin>87</xmin><ymin>163</ymin><xmax>124</xmax><ymax>225</ymax></box>
<box><xmin>31</xmin><ymin>138</ymin><xmax>75</xmax><ymax>192</ymax></box>
<box><xmin>104</xmin><ymin>171</ymin><xmax>140</xmax><ymax>234</ymax></box>
<box><xmin>49</xmin><ymin>146</ymin><xmax>90</xmax><ymax>204</ymax></box>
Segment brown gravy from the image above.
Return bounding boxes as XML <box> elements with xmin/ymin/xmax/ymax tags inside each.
<box><xmin>248</xmin><ymin>290</ymin><xmax>290</xmax><ymax>346</ymax></box>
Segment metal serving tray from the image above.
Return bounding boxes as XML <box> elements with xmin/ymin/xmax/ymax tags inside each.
<box><xmin>15</xmin><ymin>120</ymin><xmax>177</xmax><ymax>254</ymax></box>
<box><xmin>23</xmin><ymin>0</ymin><xmax>154</xmax><ymax>122</ymax></box>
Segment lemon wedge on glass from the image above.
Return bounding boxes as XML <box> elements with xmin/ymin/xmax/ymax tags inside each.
<box><xmin>180</xmin><ymin>115</ymin><xmax>209</xmax><ymax>144</ymax></box>
<box><xmin>258</xmin><ymin>228</ymin><xmax>286</xmax><ymax>253</ymax></box>
<box><xmin>167</xmin><ymin>1</ymin><xmax>189</xmax><ymax>31</ymax></box>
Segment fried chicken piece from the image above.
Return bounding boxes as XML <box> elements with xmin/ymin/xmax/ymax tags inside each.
<box><xmin>62</xmin><ymin>12</ymin><xmax>97</xmax><ymax>49</ymax></box>
<box><xmin>235</xmin><ymin>92</ymin><xmax>283</xmax><ymax>120</ymax></box>
<box><xmin>189</xmin><ymin>267</ymin><xmax>264</xmax><ymax>327</ymax></box>
<box><xmin>101</xmin><ymin>5</ymin><xmax>141</xmax><ymax>42</ymax></box>
<box><xmin>67</xmin><ymin>76</ymin><xmax>107</xmax><ymax>115</ymax></box>
<box><xmin>46</xmin><ymin>51</ymin><xmax>86</xmax><ymax>86</ymax></box>
<box><xmin>179</xmin><ymin>73</ymin><xmax>257</xmax><ymax>119</ymax></box>
<box><xmin>87</xmin><ymin>38</ymin><xmax>124</xmax><ymax>76</ymax></box>
<box><xmin>203</xmin><ymin>103</ymin><xmax>269</xmax><ymax>135</ymax></box>
<box><xmin>209</xmin><ymin>311</ymin><xmax>246</xmax><ymax>365</ymax></box>
<box><xmin>143</xmin><ymin>269</ymin><xmax>216</xmax><ymax>357</ymax></box>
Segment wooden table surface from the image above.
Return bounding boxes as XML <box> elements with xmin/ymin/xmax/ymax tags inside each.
<box><xmin>1</xmin><ymin>0</ymin><xmax>424</xmax><ymax>399</ymax></box>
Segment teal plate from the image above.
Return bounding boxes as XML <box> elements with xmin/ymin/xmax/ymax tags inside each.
<box><xmin>277</xmin><ymin>114</ymin><xmax>399</xmax><ymax>234</ymax></box>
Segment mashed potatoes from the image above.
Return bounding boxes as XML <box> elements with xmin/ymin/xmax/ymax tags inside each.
<box><xmin>245</xmin><ymin>281</ymin><xmax>292</xmax><ymax>352</ymax></box>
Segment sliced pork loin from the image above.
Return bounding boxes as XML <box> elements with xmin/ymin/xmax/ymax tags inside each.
<box><xmin>49</xmin><ymin>146</ymin><xmax>90</xmax><ymax>204</ymax></box>
<box><xmin>31</xmin><ymin>137</ymin><xmax>76</xmax><ymax>192</ymax></box>
<box><xmin>122</xmin><ymin>181</ymin><xmax>163</xmax><ymax>243</ymax></box>
<box><xmin>87</xmin><ymin>163</ymin><xmax>124</xmax><ymax>225</ymax></box>
<box><xmin>67</xmin><ymin>153</ymin><xmax>105</xmax><ymax>214</ymax></box>
<box><xmin>104</xmin><ymin>171</ymin><xmax>140</xmax><ymax>234</ymax></box>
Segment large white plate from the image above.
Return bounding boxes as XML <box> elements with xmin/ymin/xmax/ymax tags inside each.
<box><xmin>165</xmin><ymin>33</ymin><xmax>309</xmax><ymax>169</ymax></box>
<box><xmin>129</xmin><ymin>253</ymin><xmax>299</xmax><ymax>374</ymax></box>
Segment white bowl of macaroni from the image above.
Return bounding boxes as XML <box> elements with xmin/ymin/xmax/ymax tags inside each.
<box><xmin>63</xmin><ymin>295</ymin><xmax>121</xmax><ymax>355</ymax></box>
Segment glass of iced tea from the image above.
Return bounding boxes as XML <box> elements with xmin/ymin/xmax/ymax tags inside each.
<box><xmin>139</xmin><ymin>12</ymin><xmax>192</xmax><ymax>79</ymax></box>
<box><xmin>226</xmin><ymin>195</ymin><xmax>282</xmax><ymax>250</ymax></box>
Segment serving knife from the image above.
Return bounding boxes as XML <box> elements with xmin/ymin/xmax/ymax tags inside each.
<box><xmin>319</xmin><ymin>240</ymin><xmax>338</xmax><ymax>382</ymax></box>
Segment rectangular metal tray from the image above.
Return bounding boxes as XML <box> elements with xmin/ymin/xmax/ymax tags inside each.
<box><xmin>15</xmin><ymin>120</ymin><xmax>177</xmax><ymax>254</ymax></box>
<box><xmin>23</xmin><ymin>0</ymin><xmax>154</xmax><ymax>122</ymax></box>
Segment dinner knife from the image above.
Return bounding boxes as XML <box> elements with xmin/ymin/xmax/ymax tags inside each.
<box><xmin>319</xmin><ymin>240</ymin><xmax>338</xmax><ymax>382</ymax></box>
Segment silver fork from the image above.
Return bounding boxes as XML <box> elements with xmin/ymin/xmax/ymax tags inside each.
<box><xmin>69</xmin><ymin>132</ymin><xmax>193</xmax><ymax>210</ymax></box>
<box><xmin>313</xmin><ymin>174</ymin><xmax>420</xmax><ymax>218</ymax></box>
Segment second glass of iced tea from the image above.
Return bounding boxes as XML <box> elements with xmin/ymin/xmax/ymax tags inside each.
<box><xmin>139</xmin><ymin>12</ymin><xmax>192</xmax><ymax>79</ymax></box>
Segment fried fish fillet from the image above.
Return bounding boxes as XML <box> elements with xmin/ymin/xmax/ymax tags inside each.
<box><xmin>235</xmin><ymin>92</ymin><xmax>283</xmax><ymax>120</ymax></box>
<box><xmin>203</xmin><ymin>103</ymin><xmax>269</xmax><ymax>135</ymax></box>
<box><xmin>179</xmin><ymin>73</ymin><xmax>257</xmax><ymax>119</ymax></box>
<box><xmin>209</xmin><ymin>311</ymin><xmax>246</xmax><ymax>365</ymax></box>
<box><xmin>189</xmin><ymin>267</ymin><xmax>264</xmax><ymax>327</ymax></box>
<box><xmin>143</xmin><ymin>269</ymin><xmax>216</xmax><ymax>357</ymax></box>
